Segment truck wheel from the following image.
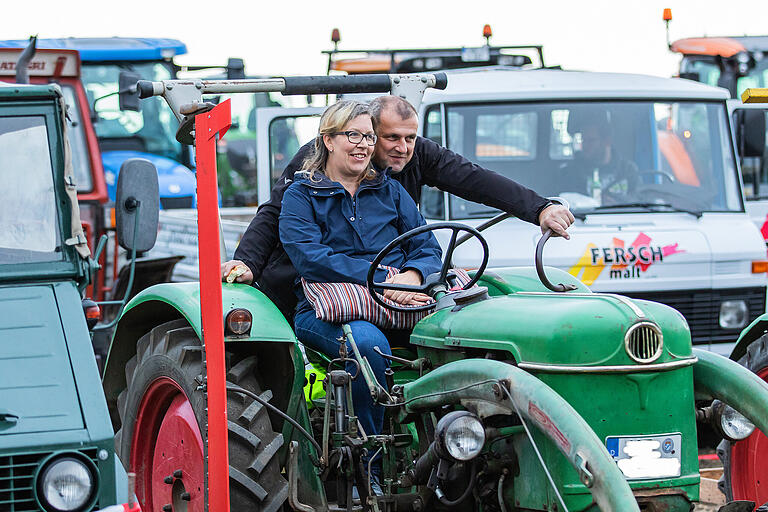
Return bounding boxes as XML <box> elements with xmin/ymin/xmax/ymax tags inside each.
<box><xmin>718</xmin><ymin>333</ymin><xmax>768</xmax><ymax>505</ymax></box>
<box><xmin>115</xmin><ymin>319</ymin><xmax>288</xmax><ymax>512</ymax></box>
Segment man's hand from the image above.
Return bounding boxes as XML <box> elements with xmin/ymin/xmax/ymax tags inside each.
<box><xmin>383</xmin><ymin>269</ymin><xmax>431</xmax><ymax>305</ymax></box>
<box><xmin>538</xmin><ymin>204</ymin><xmax>575</xmax><ymax>240</ymax></box>
<box><xmin>221</xmin><ymin>259</ymin><xmax>254</xmax><ymax>284</ymax></box>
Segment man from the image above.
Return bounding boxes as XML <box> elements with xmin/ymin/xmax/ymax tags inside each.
<box><xmin>558</xmin><ymin>110</ymin><xmax>638</xmax><ymax>200</ymax></box>
<box><xmin>223</xmin><ymin>96</ymin><xmax>574</xmax><ymax>319</ymax></box>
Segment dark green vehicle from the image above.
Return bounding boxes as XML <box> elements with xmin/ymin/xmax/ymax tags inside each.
<box><xmin>104</xmin><ymin>75</ymin><xmax>768</xmax><ymax>512</ymax></box>
<box><xmin>0</xmin><ymin>81</ymin><xmax>151</xmax><ymax>511</ymax></box>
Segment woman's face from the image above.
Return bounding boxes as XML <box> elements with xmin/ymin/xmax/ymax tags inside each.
<box><xmin>324</xmin><ymin>115</ymin><xmax>375</xmax><ymax>177</ymax></box>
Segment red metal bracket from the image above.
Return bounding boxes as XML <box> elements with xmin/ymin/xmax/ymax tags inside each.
<box><xmin>194</xmin><ymin>99</ymin><xmax>232</xmax><ymax>512</ymax></box>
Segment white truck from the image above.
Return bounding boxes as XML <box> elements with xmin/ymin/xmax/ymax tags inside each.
<box><xmin>151</xmin><ymin>67</ymin><xmax>768</xmax><ymax>353</ymax></box>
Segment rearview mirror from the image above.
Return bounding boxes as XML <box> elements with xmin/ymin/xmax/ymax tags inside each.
<box><xmin>115</xmin><ymin>158</ymin><xmax>159</xmax><ymax>252</ymax></box>
<box><xmin>736</xmin><ymin>109</ymin><xmax>767</xmax><ymax>158</ymax></box>
<box><xmin>118</xmin><ymin>71</ymin><xmax>142</xmax><ymax>112</ymax></box>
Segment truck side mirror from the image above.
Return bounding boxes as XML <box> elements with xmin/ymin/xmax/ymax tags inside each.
<box><xmin>118</xmin><ymin>71</ymin><xmax>142</xmax><ymax>112</ymax></box>
<box><xmin>737</xmin><ymin>109</ymin><xmax>767</xmax><ymax>158</ymax></box>
<box><xmin>115</xmin><ymin>159</ymin><xmax>159</xmax><ymax>252</ymax></box>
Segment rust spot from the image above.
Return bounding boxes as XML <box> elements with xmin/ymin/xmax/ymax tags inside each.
<box><xmin>528</xmin><ymin>401</ymin><xmax>572</xmax><ymax>453</ymax></box>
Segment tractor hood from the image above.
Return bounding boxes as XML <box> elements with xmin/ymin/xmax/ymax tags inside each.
<box><xmin>101</xmin><ymin>150</ymin><xmax>197</xmax><ymax>206</ymax></box>
<box><xmin>411</xmin><ymin>289</ymin><xmax>692</xmax><ymax>367</ymax></box>
<box><xmin>0</xmin><ymin>285</ymin><xmax>84</xmax><ymax>435</ymax></box>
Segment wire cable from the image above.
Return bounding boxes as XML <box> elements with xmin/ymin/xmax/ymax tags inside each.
<box><xmin>226</xmin><ymin>383</ymin><xmax>323</xmax><ymax>458</ymax></box>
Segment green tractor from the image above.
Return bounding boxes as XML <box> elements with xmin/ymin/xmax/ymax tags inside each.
<box><xmin>102</xmin><ymin>75</ymin><xmax>768</xmax><ymax>512</ymax></box>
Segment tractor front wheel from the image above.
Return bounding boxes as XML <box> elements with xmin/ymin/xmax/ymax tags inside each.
<box><xmin>115</xmin><ymin>319</ymin><xmax>288</xmax><ymax>512</ymax></box>
<box><xmin>718</xmin><ymin>333</ymin><xmax>768</xmax><ymax>505</ymax></box>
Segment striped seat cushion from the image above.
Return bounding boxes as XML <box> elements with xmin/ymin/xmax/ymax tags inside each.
<box><xmin>301</xmin><ymin>267</ymin><xmax>472</xmax><ymax>330</ymax></box>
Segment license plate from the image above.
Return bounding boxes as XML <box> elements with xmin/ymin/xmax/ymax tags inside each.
<box><xmin>605</xmin><ymin>433</ymin><xmax>682</xmax><ymax>480</ymax></box>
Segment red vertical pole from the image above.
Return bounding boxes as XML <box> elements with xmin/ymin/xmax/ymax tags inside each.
<box><xmin>194</xmin><ymin>99</ymin><xmax>232</xmax><ymax>512</ymax></box>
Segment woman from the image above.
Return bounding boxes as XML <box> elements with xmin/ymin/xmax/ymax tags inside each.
<box><xmin>279</xmin><ymin>100</ymin><xmax>442</xmax><ymax>459</ymax></box>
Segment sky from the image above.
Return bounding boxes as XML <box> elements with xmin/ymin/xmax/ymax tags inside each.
<box><xmin>4</xmin><ymin>0</ymin><xmax>768</xmax><ymax>86</ymax></box>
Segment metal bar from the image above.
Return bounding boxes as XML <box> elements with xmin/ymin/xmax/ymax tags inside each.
<box><xmin>321</xmin><ymin>44</ymin><xmax>546</xmax><ymax>55</ymax></box>
<box><xmin>195</xmin><ymin>100</ymin><xmax>233</xmax><ymax>512</ymax></box>
<box><xmin>518</xmin><ymin>357</ymin><xmax>697</xmax><ymax>374</ymax></box>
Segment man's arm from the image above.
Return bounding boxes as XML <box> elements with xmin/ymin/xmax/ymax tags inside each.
<box><xmin>231</xmin><ymin>140</ymin><xmax>315</xmax><ymax>282</ymax></box>
<box><xmin>416</xmin><ymin>137</ymin><xmax>550</xmax><ymax>224</ymax></box>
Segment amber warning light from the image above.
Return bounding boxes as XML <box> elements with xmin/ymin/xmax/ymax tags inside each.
<box><xmin>483</xmin><ymin>24</ymin><xmax>493</xmax><ymax>45</ymax></box>
<box><xmin>752</xmin><ymin>261</ymin><xmax>768</xmax><ymax>274</ymax></box>
<box><xmin>663</xmin><ymin>8</ymin><xmax>672</xmax><ymax>21</ymax></box>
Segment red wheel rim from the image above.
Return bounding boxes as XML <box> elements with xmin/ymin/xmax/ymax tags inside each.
<box><xmin>730</xmin><ymin>366</ymin><xmax>768</xmax><ymax>504</ymax></box>
<box><xmin>131</xmin><ymin>377</ymin><xmax>205</xmax><ymax>512</ymax></box>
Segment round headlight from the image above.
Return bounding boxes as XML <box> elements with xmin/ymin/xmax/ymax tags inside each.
<box><xmin>225</xmin><ymin>308</ymin><xmax>252</xmax><ymax>335</ymax></box>
<box><xmin>38</xmin><ymin>457</ymin><xmax>94</xmax><ymax>511</ymax></box>
<box><xmin>720</xmin><ymin>404</ymin><xmax>756</xmax><ymax>441</ymax></box>
<box><xmin>436</xmin><ymin>411</ymin><xmax>486</xmax><ymax>461</ymax></box>
<box><xmin>719</xmin><ymin>300</ymin><xmax>748</xmax><ymax>329</ymax></box>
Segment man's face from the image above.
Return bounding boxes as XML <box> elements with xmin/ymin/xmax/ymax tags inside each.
<box><xmin>372</xmin><ymin>108</ymin><xmax>419</xmax><ymax>172</ymax></box>
<box><xmin>580</xmin><ymin>126</ymin><xmax>610</xmax><ymax>165</ymax></box>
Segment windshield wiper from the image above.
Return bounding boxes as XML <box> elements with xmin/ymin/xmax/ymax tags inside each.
<box><xmin>593</xmin><ymin>202</ymin><xmax>702</xmax><ymax>218</ymax></box>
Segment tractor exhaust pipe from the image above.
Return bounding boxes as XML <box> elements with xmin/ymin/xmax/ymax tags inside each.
<box><xmin>14</xmin><ymin>35</ymin><xmax>37</xmax><ymax>84</ymax></box>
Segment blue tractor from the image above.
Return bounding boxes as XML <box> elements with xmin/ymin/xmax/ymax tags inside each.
<box><xmin>0</xmin><ymin>37</ymin><xmax>198</xmax><ymax>208</ymax></box>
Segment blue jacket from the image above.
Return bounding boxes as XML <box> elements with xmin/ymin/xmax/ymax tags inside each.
<box><xmin>279</xmin><ymin>170</ymin><xmax>442</xmax><ymax>313</ymax></box>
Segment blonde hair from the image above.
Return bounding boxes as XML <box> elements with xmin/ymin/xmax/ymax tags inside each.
<box><xmin>302</xmin><ymin>100</ymin><xmax>377</xmax><ymax>182</ymax></box>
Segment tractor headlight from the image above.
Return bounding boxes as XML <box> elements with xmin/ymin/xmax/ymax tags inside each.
<box><xmin>37</xmin><ymin>456</ymin><xmax>96</xmax><ymax>511</ymax></box>
<box><xmin>720</xmin><ymin>404</ymin><xmax>756</xmax><ymax>441</ymax></box>
<box><xmin>712</xmin><ymin>400</ymin><xmax>756</xmax><ymax>442</ymax></box>
<box><xmin>719</xmin><ymin>300</ymin><xmax>748</xmax><ymax>329</ymax></box>
<box><xmin>436</xmin><ymin>411</ymin><xmax>486</xmax><ymax>461</ymax></box>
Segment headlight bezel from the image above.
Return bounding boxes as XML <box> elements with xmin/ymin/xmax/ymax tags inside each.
<box><xmin>712</xmin><ymin>400</ymin><xmax>756</xmax><ymax>443</ymax></box>
<box><xmin>435</xmin><ymin>411</ymin><xmax>486</xmax><ymax>461</ymax></box>
<box><xmin>34</xmin><ymin>452</ymin><xmax>99</xmax><ymax>512</ymax></box>
<box><xmin>719</xmin><ymin>300</ymin><xmax>749</xmax><ymax>330</ymax></box>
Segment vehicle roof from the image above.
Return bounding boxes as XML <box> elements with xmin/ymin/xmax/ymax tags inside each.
<box><xmin>0</xmin><ymin>81</ymin><xmax>59</xmax><ymax>99</ymax></box>
<box><xmin>672</xmin><ymin>36</ymin><xmax>768</xmax><ymax>57</ymax></box>
<box><xmin>421</xmin><ymin>67</ymin><xmax>730</xmax><ymax>104</ymax></box>
<box><xmin>0</xmin><ymin>38</ymin><xmax>187</xmax><ymax>61</ymax></box>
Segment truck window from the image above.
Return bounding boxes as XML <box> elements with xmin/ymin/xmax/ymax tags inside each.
<box><xmin>61</xmin><ymin>85</ymin><xmax>93</xmax><ymax>193</ymax></box>
<box><xmin>82</xmin><ymin>62</ymin><xmax>181</xmax><ymax>163</ymax></box>
<box><xmin>0</xmin><ymin>115</ymin><xmax>61</xmax><ymax>263</ymax></box>
<box><xmin>440</xmin><ymin>101</ymin><xmax>742</xmax><ymax>219</ymax></box>
<box><xmin>268</xmin><ymin>116</ymin><xmax>318</xmax><ymax>188</ymax></box>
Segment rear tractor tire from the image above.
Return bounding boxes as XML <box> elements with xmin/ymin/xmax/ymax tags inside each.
<box><xmin>718</xmin><ymin>333</ymin><xmax>768</xmax><ymax>506</ymax></box>
<box><xmin>115</xmin><ymin>319</ymin><xmax>288</xmax><ymax>512</ymax></box>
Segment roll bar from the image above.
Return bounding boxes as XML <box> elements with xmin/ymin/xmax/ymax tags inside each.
<box><xmin>137</xmin><ymin>72</ymin><xmax>448</xmax><ymax>122</ymax></box>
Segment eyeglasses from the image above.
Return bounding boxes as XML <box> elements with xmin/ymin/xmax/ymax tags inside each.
<box><xmin>331</xmin><ymin>130</ymin><xmax>377</xmax><ymax>146</ymax></box>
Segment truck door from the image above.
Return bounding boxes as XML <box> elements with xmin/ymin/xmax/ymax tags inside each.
<box><xmin>728</xmin><ymin>99</ymin><xmax>768</xmax><ymax>241</ymax></box>
<box><xmin>255</xmin><ymin>106</ymin><xmax>324</xmax><ymax>204</ymax></box>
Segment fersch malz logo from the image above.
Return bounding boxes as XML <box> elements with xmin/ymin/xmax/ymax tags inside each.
<box><xmin>569</xmin><ymin>232</ymin><xmax>685</xmax><ymax>285</ymax></box>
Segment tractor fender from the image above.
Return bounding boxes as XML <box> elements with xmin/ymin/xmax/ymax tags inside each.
<box><xmin>102</xmin><ymin>282</ymin><xmax>296</xmax><ymax>415</ymax></box>
<box><xmin>401</xmin><ymin>359</ymin><xmax>640</xmax><ymax>512</ymax></box>
<box><xmin>692</xmin><ymin>348</ymin><xmax>768</xmax><ymax>437</ymax></box>
<box><xmin>729</xmin><ymin>314</ymin><xmax>768</xmax><ymax>362</ymax></box>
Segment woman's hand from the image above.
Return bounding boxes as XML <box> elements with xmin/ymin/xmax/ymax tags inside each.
<box><xmin>221</xmin><ymin>260</ymin><xmax>253</xmax><ymax>284</ymax></box>
<box><xmin>383</xmin><ymin>270</ymin><xmax>431</xmax><ymax>305</ymax></box>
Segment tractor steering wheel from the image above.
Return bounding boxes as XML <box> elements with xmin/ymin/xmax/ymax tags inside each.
<box><xmin>366</xmin><ymin>222</ymin><xmax>489</xmax><ymax>312</ymax></box>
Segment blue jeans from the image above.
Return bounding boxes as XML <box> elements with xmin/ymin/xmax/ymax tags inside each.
<box><xmin>294</xmin><ymin>310</ymin><xmax>407</xmax><ymax>439</ymax></box>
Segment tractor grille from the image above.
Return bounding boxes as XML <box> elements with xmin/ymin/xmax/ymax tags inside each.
<box><xmin>160</xmin><ymin>195</ymin><xmax>194</xmax><ymax>209</ymax></box>
<box><xmin>622</xmin><ymin>287</ymin><xmax>766</xmax><ymax>345</ymax></box>
<box><xmin>0</xmin><ymin>449</ymin><xmax>99</xmax><ymax>512</ymax></box>
<box><xmin>625</xmin><ymin>322</ymin><xmax>663</xmax><ymax>363</ymax></box>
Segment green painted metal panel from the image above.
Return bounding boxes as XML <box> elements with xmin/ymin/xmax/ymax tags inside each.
<box><xmin>121</xmin><ymin>282</ymin><xmax>295</xmax><ymax>342</ymax></box>
<box><xmin>411</xmin><ymin>291</ymin><xmax>690</xmax><ymax>366</ymax></box>
<box><xmin>0</xmin><ymin>284</ymin><xmax>83</xmax><ymax>435</ymax></box>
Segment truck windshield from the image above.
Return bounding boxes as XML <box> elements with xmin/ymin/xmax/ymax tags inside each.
<box><xmin>0</xmin><ymin>115</ymin><xmax>61</xmax><ymax>263</ymax></box>
<box><xmin>425</xmin><ymin>101</ymin><xmax>741</xmax><ymax>219</ymax></box>
<box><xmin>81</xmin><ymin>61</ymin><xmax>182</xmax><ymax>163</ymax></box>
<box><xmin>682</xmin><ymin>58</ymin><xmax>768</xmax><ymax>96</ymax></box>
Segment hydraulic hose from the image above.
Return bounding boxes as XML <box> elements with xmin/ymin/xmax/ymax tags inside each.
<box><xmin>436</xmin><ymin>460</ymin><xmax>477</xmax><ymax>507</ymax></box>
<box><xmin>226</xmin><ymin>383</ymin><xmax>322</xmax><ymax>459</ymax></box>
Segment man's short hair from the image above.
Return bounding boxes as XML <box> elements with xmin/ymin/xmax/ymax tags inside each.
<box><xmin>369</xmin><ymin>96</ymin><xmax>417</xmax><ymax>125</ymax></box>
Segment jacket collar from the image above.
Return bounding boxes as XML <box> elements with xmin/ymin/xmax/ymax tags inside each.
<box><xmin>295</xmin><ymin>168</ymin><xmax>388</xmax><ymax>191</ymax></box>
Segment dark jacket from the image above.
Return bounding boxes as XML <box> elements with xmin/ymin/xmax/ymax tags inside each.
<box><xmin>235</xmin><ymin>136</ymin><xmax>550</xmax><ymax>319</ymax></box>
<box><xmin>279</xmin><ymin>171</ymin><xmax>442</xmax><ymax>314</ymax></box>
